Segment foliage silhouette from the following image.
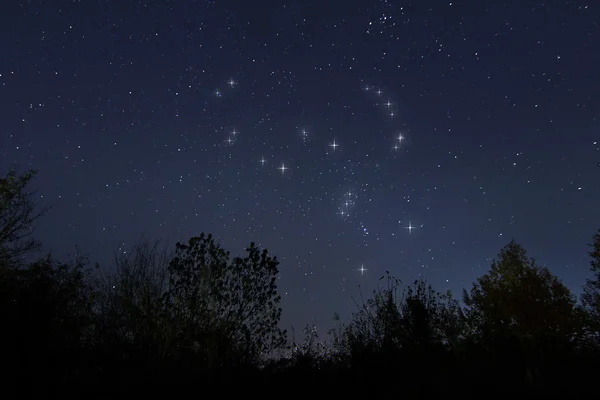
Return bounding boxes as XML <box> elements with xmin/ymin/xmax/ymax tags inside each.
<box><xmin>341</xmin><ymin>273</ymin><xmax>464</xmax><ymax>359</ymax></box>
<box><xmin>93</xmin><ymin>236</ymin><xmax>173</xmax><ymax>374</ymax></box>
<box><xmin>342</xmin><ymin>272</ymin><xmax>404</xmax><ymax>359</ymax></box>
<box><xmin>163</xmin><ymin>233</ymin><xmax>287</xmax><ymax>369</ymax></box>
<box><xmin>0</xmin><ymin>252</ymin><xmax>97</xmax><ymax>392</ymax></box>
<box><xmin>0</xmin><ymin>169</ymin><xmax>49</xmax><ymax>265</ymax></box>
<box><xmin>462</xmin><ymin>240</ymin><xmax>580</xmax><ymax>387</ymax></box>
<box><xmin>2</xmin><ymin>173</ymin><xmax>600</xmax><ymax>397</ymax></box>
<box><xmin>333</xmin><ymin>273</ymin><xmax>466</xmax><ymax>396</ymax></box>
<box><xmin>582</xmin><ymin>229</ymin><xmax>600</xmax><ymax>342</ymax></box>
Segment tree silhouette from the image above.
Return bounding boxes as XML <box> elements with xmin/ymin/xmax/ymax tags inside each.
<box><xmin>463</xmin><ymin>240</ymin><xmax>578</xmax><ymax>385</ymax></box>
<box><xmin>581</xmin><ymin>229</ymin><xmax>600</xmax><ymax>341</ymax></box>
<box><xmin>164</xmin><ymin>233</ymin><xmax>287</xmax><ymax>367</ymax></box>
<box><xmin>0</xmin><ymin>253</ymin><xmax>97</xmax><ymax>391</ymax></box>
<box><xmin>94</xmin><ymin>236</ymin><xmax>173</xmax><ymax>370</ymax></box>
<box><xmin>2</xmin><ymin>168</ymin><xmax>599</xmax><ymax>396</ymax></box>
<box><xmin>342</xmin><ymin>273</ymin><xmax>464</xmax><ymax>360</ymax></box>
<box><xmin>338</xmin><ymin>273</ymin><xmax>465</xmax><ymax>397</ymax></box>
<box><xmin>0</xmin><ymin>169</ymin><xmax>49</xmax><ymax>265</ymax></box>
<box><xmin>342</xmin><ymin>273</ymin><xmax>403</xmax><ymax>359</ymax></box>
<box><xmin>400</xmin><ymin>279</ymin><xmax>465</xmax><ymax>353</ymax></box>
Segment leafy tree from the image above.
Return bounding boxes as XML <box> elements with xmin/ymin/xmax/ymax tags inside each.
<box><xmin>0</xmin><ymin>169</ymin><xmax>49</xmax><ymax>265</ymax></box>
<box><xmin>463</xmin><ymin>240</ymin><xmax>578</xmax><ymax>384</ymax></box>
<box><xmin>581</xmin><ymin>229</ymin><xmax>600</xmax><ymax>339</ymax></box>
<box><xmin>463</xmin><ymin>240</ymin><xmax>577</xmax><ymax>341</ymax></box>
<box><xmin>164</xmin><ymin>233</ymin><xmax>287</xmax><ymax>367</ymax></box>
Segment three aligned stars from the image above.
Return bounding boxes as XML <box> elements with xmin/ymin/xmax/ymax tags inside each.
<box><xmin>256</xmin><ymin>138</ymin><xmax>342</xmax><ymax>175</ymax></box>
<box><xmin>365</xmin><ymin>85</ymin><xmax>396</xmax><ymax>118</ymax></box>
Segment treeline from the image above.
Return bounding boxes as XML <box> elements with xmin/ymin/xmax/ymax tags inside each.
<box><xmin>1</xmin><ymin>169</ymin><xmax>600</xmax><ymax>398</ymax></box>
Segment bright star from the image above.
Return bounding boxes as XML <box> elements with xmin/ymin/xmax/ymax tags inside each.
<box><xmin>329</xmin><ymin>139</ymin><xmax>339</xmax><ymax>151</ymax></box>
<box><xmin>358</xmin><ymin>264</ymin><xmax>368</xmax><ymax>275</ymax></box>
<box><xmin>278</xmin><ymin>163</ymin><xmax>288</xmax><ymax>174</ymax></box>
<box><xmin>406</xmin><ymin>220</ymin><xmax>416</xmax><ymax>233</ymax></box>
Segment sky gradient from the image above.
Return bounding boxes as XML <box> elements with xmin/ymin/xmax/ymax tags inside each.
<box><xmin>1</xmin><ymin>0</ymin><xmax>599</xmax><ymax>332</ymax></box>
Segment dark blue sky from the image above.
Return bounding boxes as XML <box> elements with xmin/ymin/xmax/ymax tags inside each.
<box><xmin>1</xmin><ymin>0</ymin><xmax>598</xmax><ymax>332</ymax></box>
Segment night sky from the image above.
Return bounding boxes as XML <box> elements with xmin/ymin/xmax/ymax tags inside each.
<box><xmin>1</xmin><ymin>0</ymin><xmax>599</xmax><ymax>332</ymax></box>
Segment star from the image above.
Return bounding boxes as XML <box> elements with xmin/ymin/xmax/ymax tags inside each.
<box><xmin>260</xmin><ymin>157</ymin><xmax>267</xmax><ymax>166</ymax></box>
<box><xmin>385</xmin><ymin>100</ymin><xmax>393</xmax><ymax>108</ymax></box>
<box><xmin>278</xmin><ymin>163</ymin><xmax>288</xmax><ymax>174</ymax></box>
<box><xmin>405</xmin><ymin>220</ymin><xmax>416</xmax><ymax>233</ymax></box>
<box><xmin>358</xmin><ymin>264</ymin><xmax>368</xmax><ymax>275</ymax></box>
<box><xmin>215</xmin><ymin>89</ymin><xmax>222</xmax><ymax>98</ymax></box>
<box><xmin>329</xmin><ymin>139</ymin><xmax>339</xmax><ymax>151</ymax></box>
<box><xmin>397</xmin><ymin>133</ymin><xmax>404</xmax><ymax>143</ymax></box>
<box><xmin>228</xmin><ymin>78</ymin><xmax>236</xmax><ymax>88</ymax></box>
